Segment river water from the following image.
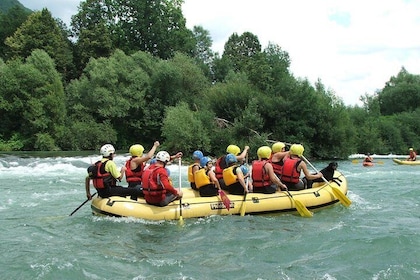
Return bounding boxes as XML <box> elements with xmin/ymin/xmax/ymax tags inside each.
<box><xmin>0</xmin><ymin>153</ymin><xmax>419</xmax><ymax>279</ymax></box>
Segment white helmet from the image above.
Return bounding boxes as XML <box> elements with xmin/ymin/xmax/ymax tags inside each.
<box><xmin>156</xmin><ymin>151</ymin><xmax>170</xmax><ymax>163</ymax></box>
<box><xmin>100</xmin><ymin>144</ymin><xmax>115</xmax><ymax>157</ymax></box>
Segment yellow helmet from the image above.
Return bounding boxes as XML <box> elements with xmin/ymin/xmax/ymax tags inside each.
<box><xmin>289</xmin><ymin>144</ymin><xmax>304</xmax><ymax>157</ymax></box>
<box><xmin>226</xmin><ymin>144</ymin><xmax>241</xmax><ymax>156</ymax></box>
<box><xmin>129</xmin><ymin>144</ymin><xmax>144</xmax><ymax>156</ymax></box>
<box><xmin>257</xmin><ymin>146</ymin><xmax>272</xmax><ymax>159</ymax></box>
<box><xmin>272</xmin><ymin>142</ymin><xmax>285</xmax><ymax>153</ymax></box>
<box><xmin>409</xmin><ymin>148</ymin><xmax>414</xmax><ymax>151</ymax></box>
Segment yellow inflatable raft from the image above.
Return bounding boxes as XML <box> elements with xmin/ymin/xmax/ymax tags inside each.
<box><xmin>91</xmin><ymin>171</ymin><xmax>348</xmax><ymax>220</ymax></box>
<box><xmin>392</xmin><ymin>158</ymin><xmax>420</xmax><ymax>165</ymax></box>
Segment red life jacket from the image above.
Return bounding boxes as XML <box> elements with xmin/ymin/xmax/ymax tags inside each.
<box><xmin>125</xmin><ymin>157</ymin><xmax>144</xmax><ymax>183</ymax></box>
<box><xmin>252</xmin><ymin>160</ymin><xmax>271</xmax><ymax>188</ymax></box>
<box><xmin>269</xmin><ymin>154</ymin><xmax>284</xmax><ymax>176</ymax></box>
<box><xmin>142</xmin><ymin>165</ymin><xmax>165</xmax><ymax>203</ymax></box>
<box><xmin>281</xmin><ymin>157</ymin><xmax>301</xmax><ymax>184</ymax></box>
<box><xmin>214</xmin><ymin>156</ymin><xmax>226</xmax><ymax>179</ymax></box>
<box><xmin>92</xmin><ymin>160</ymin><xmax>116</xmax><ymax>189</ymax></box>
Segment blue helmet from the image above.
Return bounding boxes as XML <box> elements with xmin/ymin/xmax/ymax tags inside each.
<box><xmin>240</xmin><ymin>165</ymin><xmax>249</xmax><ymax>175</ymax></box>
<box><xmin>225</xmin><ymin>153</ymin><xmax>237</xmax><ymax>165</ymax></box>
<box><xmin>200</xmin><ymin>156</ymin><xmax>212</xmax><ymax>168</ymax></box>
<box><xmin>192</xmin><ymin>150</ymin><xmax>203</xmax><ymax>160</ymax></box>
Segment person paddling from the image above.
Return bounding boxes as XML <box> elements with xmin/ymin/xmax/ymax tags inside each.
<box><xmin>280</xmin><ymin>144</ymin><xmax>323</xmax><ymax>190</ymax></box>
<box><xmin>363</xmin><ymin>153</ymin><xmax>373</xmax><ymax>163</ymax></box>
<box><xmin>85</xmin><ymin>144</ymin><xmax>142</xmax><ymax>200</ymax></box>
<box><xmin>407</xmin><ymin>148</ymin><xmax>417</xmax><ymax>161</ymax></box>
<box><xmin>252</xmin><ymin>146</ymin><xmax>287</xmax><ymax>194</ymax></box>
<box><xmin>142</xmin><ymin>151</ymin><xmax>183</xmax><ymax>207</ymax></box>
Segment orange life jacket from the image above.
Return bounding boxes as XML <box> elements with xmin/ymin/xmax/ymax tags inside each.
<box><xmin>188</xmin><ymin>163</ymin><xmax>200</xmax><ymax>183</ymax></box>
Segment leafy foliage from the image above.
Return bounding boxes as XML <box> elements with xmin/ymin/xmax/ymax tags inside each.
<box><xmin>0</xmin><ymin>5</ymin><xmax>32</xmax><ymax>60</ymax></box>
<box><xmin>0</xmin><ymin>49</ymin><xmax>66</xmax><ymax>150</ymax></box>
<box><xmin>1</xmin><ymin>3</ymin><xmax>420</xmax><ymax>157</ymax></box>
<box><xmin>5</xmin><ymin>9</ymin><xmax>74</xmax><ymax>81</ymax></box>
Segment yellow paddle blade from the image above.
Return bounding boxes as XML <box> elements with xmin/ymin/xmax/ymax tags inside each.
<box><xmin>294</xmin><ymin>199</ymin><xmax>313</xmax><ymax>217</ymax></box>
<box><xmin>376</xmin><ymin>161</ymin><xmax>384</xmax><ymax>164</ymax></box>
<box><xmin>331</xmin><ymin>185</ymin><xmax>352</xmax><ymax>207</ymax></box>
<box><xmin>351</xmin><ymin>159</ymin><xmax>359</xmax><ymax>164</ymax></box>
<box><xmin>178</xmin><ymin>215</ymin><xmax>184</xmax><ymax>226</ymax></box>
<box><xmin>240</xmin><ymin>178</ymin><xmax>249</xmax><ymax>216</ymax></box>
<box><xmin>240</xmin><ymin>194</ymin><xmax>247</xmax><ymax>216</ymax></box>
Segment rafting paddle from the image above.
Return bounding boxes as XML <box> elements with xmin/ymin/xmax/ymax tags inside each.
<box><xmin>285</xmin><ymin>190</ymin><xmax>313</xmax><ymax>217</ymax></box>
<box><xmin>240</xmin><ymin>177</ymin><xmax>249</xmax><ymax>216</ymax></box>
<box><xmin>69</xmin><ymin>192</ymin><xmax>96</xmax><ymax>216</ymax></box>
<box><xmin>178</xmin><ymin>157</ymin><xmax>184</xmax><ymax>225</ymax></box>
<box><xmin>219</xmin><ymin>189</ymin><xmax>231</xmax><ymax>210</ymax></box>
<box><xmin>302</xmin><ymin>156</ymin><xmax>351</xmax><ymax>207</ymax></box>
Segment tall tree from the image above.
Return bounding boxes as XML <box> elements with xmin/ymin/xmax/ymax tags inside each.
<box><xmin>378</xmin><ymin>67</ymin><xmax>420</xmax><ymax>115</ymax></box>
<box><xmin>0</xmin><ymin>49</ymin><xmax>66</xmax><ymax>150</ymax></box>
<box><xmin>162</xmin><ymin>102</ymin><xmax>211</xmax><ymax>153</ymax></box>
<box><xmin>5</xmin><ymin>8</ymin><xmax>74</xmax><ymax>81</ymax></box>
<box><xmin>0</xmin><ymin>5</ymin><xmax>32</xmax><ymax>60</ymax></box>
<box><xmin>65</xmin><ymin>50</ymin><xmax>156</xmax><ymax>148</ymax></box>
<box><xmin>262</xmin><ymin>42</ymin><xmax>292</xmax><ymax>95</ymax></box>
<box><xmin>222</xmin><ymin>32</ymin><xmax>262</xmax><ymax>72</ymax></box>
<box><xmin>71</xmin><ymin>0</ymin><xmax>195</xmax><ymax>60</ymax></box>
<box><xmin>71</xmin><ymin>0</ymin><xmax>113</xmax><ymax>73</ymax></box>
<box><xmin>191</xmin><ymin>25</ymin><xmax>214</xmax><ymax>78</ymax></box>
<box><xmin>113</xmin><ymin>0</ymin><xmax>195</xmax><ymax>58</ymax></box>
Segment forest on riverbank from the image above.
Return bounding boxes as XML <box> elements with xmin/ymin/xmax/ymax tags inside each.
<box><xmin>1</xmin><ymin>1</ymin><xmax>420</xmax><ymax>159</ymax></box>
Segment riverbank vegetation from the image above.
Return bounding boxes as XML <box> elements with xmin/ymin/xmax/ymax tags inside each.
<box><xmin>1</xmin><ymin>1</ymin><xmax>419</xmax><ymax>159</ymax></box>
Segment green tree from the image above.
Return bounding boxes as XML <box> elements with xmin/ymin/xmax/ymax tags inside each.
<box><xmin>71</xmin><ymin>0</ymin><xmax>195</xmax><ymax>60</ymax></box>
<box><xmin>0</xmin><ymin>5</ymin><xmax>32</xmax><ymax>60</ymax></box>
<box><xmin>71</xmin><ymin>0</ymin><xmax>113</xmax><ymax>74</ymax></box>
<box><xmin>66</xmin><ymin>50</ymin><xmax>155</xmax><ymax>148</ymax></box>
<box><xmin>222</xmin><ymin>32</ymin><xmax>261</xmax><ymax>73</ymax></box>
<box><xmin>191</xmin><ymin>25</ymin><xmax>214</xmax><ymax>79</ymax></box>
<box><xmin>262</xmin><ymin>42</ymin><xmax>293</xmax><ymax>96</ymax></box>
<box><xmin>0</xmin><ymin>49</ymin><xmax>66</xmax><ymax>150</ymax></box>
<box><xmin>378</xmin><ymin>67</ymin><xmax>420</xmax><ymax>115</ymax></box>
<box><xmin>5</xmin><ymin>8</ymin><xmax>74</xmax><ymax>81</ymax></box>
<box><xmin>114</xmin><ymin>0</ymin><xmax>195</xmax><ymax>58</ymax></box>
<box><xmin>151</xmin><ymin>52</ymin><xmax>209</xmax><ymax>107</ymax></box>
<box><xmin>162</xmin><ymin>102</ymin><xmax>210</xmax><ymax>154</ymax></box>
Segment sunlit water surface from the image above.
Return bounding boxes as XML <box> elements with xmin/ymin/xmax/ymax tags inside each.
<box><xmin>1</xmin><ymin>154</ymin><xmax>419</xmax><ymax>279</ymax></box>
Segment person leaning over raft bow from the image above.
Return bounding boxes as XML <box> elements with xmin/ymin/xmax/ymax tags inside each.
<box><xmin>214</xmin><ymin>144</ymin><xmax>250</xmax><ymax>191</ymax></box>
<box><xmin>251</xmin><ymin>146</ymin><xmax>288</xmax><ymax>194</ymax></box>
<box><xmin>406</xmin><ymin>148</ymin><xmax>417</xmax><ymax>161</ymax></box>
<box><xmin>125</xmin><ymin>141</ymin><xmax>160</xmax><ymax>200</ymax></box>
<box><xmin>188</xmin><ymin>150</ymin><xmax>203</xmax><ymax>190</ymax></box>
<box><xmin>85</xmin><ymin>144</ymin><xmax>143</xmax><ymax>201</ymax></box>
<box><xmin>142</xmin><ymin>151</ymin><xmax>183</xmax><ymax>207</ymax></box>
<box><xmin>280</xmin><ymin>144</ymin><xmax>323</xmax><ymax>191</ymax></box>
